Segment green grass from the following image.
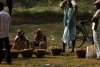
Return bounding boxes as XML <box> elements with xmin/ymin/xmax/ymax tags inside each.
<box><xmin>0</xmin><ymin>0</ymin><xmax>96</xmax><ymax>66</ymax></box>
<box><xmin>1</xmin><ymin>21</ymin><xmax>100</xmax><ymax>67</ymax></box>
<box><xmin>1</xmin><ymin>53</ymin><xmax>100</xmax><ymax>67</ymax></box>
<box><xmin>10</xmin><ymin>22</ymin><xmax>64</xmax><ymax>45</ymax></box>
<box><xmin>0</xmin><ymin>0</ymin><xmax>99</xmax><ymax>66</ymax></box>
<box><xmin>11</xmin><ymin>6</ymin><xmax>63</xmax><ymax>18</ymax></box>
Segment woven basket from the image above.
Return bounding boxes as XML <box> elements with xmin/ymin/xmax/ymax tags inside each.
<box><xmin>75</xmin><ymin>48</ymin><xmax>86</xmax><ymax>58</ymax></box>
<box><xmin>50</xmin><ymin>49</ymin><xmax>62</xmax><ymax>56</ymax></box>
<box><xmin>35</xmin><ymin>49</ymin><xmax>46</xmax><ymax>58</ymax></box>
<box><xmin>20</xmin><ymin>49</ymin><xmax>33</xmax><ymax>58</ymax></box>
<box><xmin>10</xmin><ymin>50</ymin><xmax>20</xmax><ymax>58</ymax></box>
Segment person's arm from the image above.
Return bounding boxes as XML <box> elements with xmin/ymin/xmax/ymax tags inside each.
<box><xmin>71</xmin><ymin>0</ymin><xmax>78</xmax><ymax>16</ymax></box>
<box><xmin>25</xmin><ymin>36</ymin><xmax>28</xmax><ymax>40</ymax></box>
<box><xmin>43</xmin><ymin>34</ymin><xmax>46</xmax><ymax>42</ymax></box>
<box><xmin>91</xmin><ymin>10</ymin><xmax>100</xmax><ymax>30</ymax></box>
<box><xmin>15</xmin><ymin>32</ymin><xmax>24</xmax><ymax>41</ymax></box>
<box><xmin>34</xmin><ymin>35</ymin><xmax>37</xmax><ymax>41</ymax></box>
<box><xmin>9</xmin><ymin>15</ymin><xmax>11</xmax><ymax>32</ymax></box>
<box><xmin>91</xmin><ymin>17</ymin><xmax>98</xmax><ymax>22</ymax></box>
<box><xmin>33</xmin><ymin>35</ymin><xmax>40</xmax><ymax>44</ymax></box>
<box><xmin>15</xmin><ymin>35</ymin><xmax>18</xmax><ymax>40</ymax></box>
<box><xmin>60</xmin><ymin>0</ymin><xmax>67</xmax><ymax>10</ymax></box>
<box><xmin>91</xmin><ymin>10</ymin><xmax>100</xmax><ymax>22</ymax></box>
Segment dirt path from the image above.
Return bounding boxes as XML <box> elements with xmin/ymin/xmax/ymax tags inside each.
<box><xmin>11</xmin><ymin>14</ymin><xmax>92</xmax><ymax>24</ymax></box>
<box><xmin>11</xmin><ymin>17</ymin><xmax>63</xmax><ymax>24</ymax></box>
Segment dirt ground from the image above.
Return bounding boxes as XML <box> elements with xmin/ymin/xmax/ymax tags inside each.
<box><xmin>11</xmin><ymin>14</ymin><xmax>92</xmax><ymax>24</ymax></box>
<box><xmin>11</xmin><ymin>17</ymin><xmax>63</xmax><ymax>24</ymax></box>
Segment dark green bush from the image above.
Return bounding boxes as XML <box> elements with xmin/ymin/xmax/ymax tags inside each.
<box><xmin>12</xmin><ymin>10</ymin><xmax>63</xmax><ymax>18</ymax></box>
<box><xmin>1</xmin><ymin>0</ymin><xmax>95</xmax><ymax>18</ymax></box>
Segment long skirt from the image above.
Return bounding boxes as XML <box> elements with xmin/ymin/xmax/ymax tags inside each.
<box><xmin>63</xmin><ymin>26</ymin><xmax>76</xmax><ymax>48</ymax></box>
<box><xmin>93</xmin><ymin>30</ymin><xmax>100</xmax><ymax>58</ymax></box>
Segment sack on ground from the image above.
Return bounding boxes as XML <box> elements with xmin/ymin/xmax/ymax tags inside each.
<box><xmin>86</xmin><ymin>45</ymin><xmax>96</xmax><ymax>58</ymax></box>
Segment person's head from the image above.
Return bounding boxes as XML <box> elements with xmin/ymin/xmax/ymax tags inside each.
<box><xmin>0</xmin><ymin>2</ymin><xmax>4</xmax><ymax>11</ymax></box>
<box><xmin>60</xmin><ymin>0</ymin><xmax>72</xmax><ymax>9</ymax></box>
<box><xmin>17</xmin><ymin>29</ymin><xmax>24</xmax><ymax>36</ymax></box>
<box><xmin>67</xmin><ymin>0</ymin><xmax>72</xmax><ymax>7</ymax></box>
<box><xmin>93</xmin><ymin>0</ymin><xmax>100</xmax><ymax>9</ymax></box>
<box><xmin>36</xmin><ymin>29</ymin><xmax>43</xmax><ymax>36</ymax></box>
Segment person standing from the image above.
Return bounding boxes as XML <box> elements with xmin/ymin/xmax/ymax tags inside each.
<box><xmin>6</xmin><ymin>0</ymin><xmax>13</xmax><ymax>16</ymax></box>
<box><xmin>60</xmin><ymin>0</ymin><xmax>78</xmax><ymax>52</ymax></box>
<box><xmin>0</xmin><ymin>2</ymin><xmax>12</xmax><ymax>64</ymax></box>
<box><xmin>91</xmin><ymin>0</ymin><xmax>100</xmax><ymax>59</ymax></box>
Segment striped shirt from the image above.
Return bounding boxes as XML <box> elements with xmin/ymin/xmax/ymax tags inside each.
<box><xmin>0</xmin><ymin>10</ymin><xmax>11</xmax><ymax>38</ymax></box>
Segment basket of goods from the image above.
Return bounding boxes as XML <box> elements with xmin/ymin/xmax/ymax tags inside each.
<box><xmin>20</xmin><ymin>49</ymin><xmax>33</xmax><ymax>58</ymax></box>
<box><xmin>49</xmin><ymin>46</ymin><xmax>62</xmax><ymax>56</ymax></box>
<box><xmin>35</xmin><ymin>49</ymin><xmax>46</xmax><ymax>58</ymax></box>
<box><xmin>75</xmin><ymin>48</ymin><xmax>86</xmax><ymax>58</ymax></box>
<box><xmin>10</xmin><ymin>50</ymin><xmax>20</xmax><ymax>58</ymax></box>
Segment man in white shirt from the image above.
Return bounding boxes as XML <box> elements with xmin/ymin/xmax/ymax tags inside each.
<box><xmin>92</xmin><ymin>0</ymin><xmax>100</xmax><ymax>59</ymax></box>
<box><xmin>0</xmin><ymin>2</ymin><xmax>12</xmax><ymax>64</ymax></box>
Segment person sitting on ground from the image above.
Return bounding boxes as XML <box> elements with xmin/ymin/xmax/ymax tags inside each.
<box><xmin>11</xmin><ymin>29</ymin><xmax>29</xmax><ymax>50</ymax></box>
<box><xmin>31</xmin><ymin>29</ymin><xmax>47</xmax><ymax>49</ymax></box>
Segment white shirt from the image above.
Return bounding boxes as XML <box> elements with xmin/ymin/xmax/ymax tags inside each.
<box><xmin>92</xmin><ymin>9</ymin><xmax>100</xmax><ymax>30</ymax></box>
<box><xmin>0</xmin><ymin>10</ymin><xmax>11</xmax><ymax>38</ymax></box>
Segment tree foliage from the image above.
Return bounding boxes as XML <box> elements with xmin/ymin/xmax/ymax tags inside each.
<box><xmin>0</xmin><ymin>0</ymin><xmax>95</xmax><ymax>8</ymax></box>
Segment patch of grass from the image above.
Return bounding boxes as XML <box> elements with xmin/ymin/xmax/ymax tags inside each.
<box><xmin>0</xmin><ymin>21</ymin><xmax>96</xmax><ymax>67</ymax></box>
<box><xmin>1</xmin><ymin>0</ymin><xmax>99</xmax><ymax>66</ymax></box>
<box><xmin>12</xmin><ymin>7</ymin><xmax>63</xmax><ymax>18</ymax></box>
<box><xmin>10</xmin><ymin>22</ymin><xmax>64</xmax><ymax>45</ymax></box>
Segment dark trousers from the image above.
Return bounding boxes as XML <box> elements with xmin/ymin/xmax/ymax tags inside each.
<box><xmin>62</xmin><ymin>40</ymin><xmax>75</xmax><ymax>52</ymax></box>
<box><xmin>0</xmin><ymin>37</ymin><xmax>12</xmax><ymax>63</ymax></box>
<box><xmin>7</xmin><ymin>0</ymin><xmax>13</xmax><ymax>16</ymax></box>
